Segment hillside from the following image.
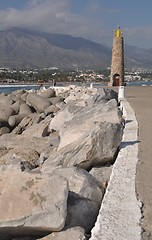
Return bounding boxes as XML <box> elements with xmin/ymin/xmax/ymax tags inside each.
<box><xmin>0</xmin><ymin>28</ymin><xmax>151</xmax><ymax>69</ymax></box>
<box><xmin>125</xmin><ymin>45</ymin><xmax>152</xmax><ymax>68</ymax></box>
<box><xmin>0</xmin><ymin>28</ymin><xmax>111</xmax><ymax>69</ymax></box>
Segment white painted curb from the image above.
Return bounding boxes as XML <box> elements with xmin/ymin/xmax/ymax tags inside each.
<box><xmin>90</xmin><ymin>100</ymin><xmax>142</xmax><ymax>240</ymax></box>
<box><xmin>118</xmin><ymin>86</ymin><xmax>125</xmax><ymax>101</ymax></box>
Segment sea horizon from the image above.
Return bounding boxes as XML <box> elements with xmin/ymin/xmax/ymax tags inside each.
<box><xmin>0</xmin><ymin>81</ymin><xmax>152</xmax><ymax>94</ymax></box>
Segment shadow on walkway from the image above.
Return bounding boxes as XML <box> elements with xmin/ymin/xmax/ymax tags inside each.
<box><xmin>120</xmin><ymin>140</ymin><xmax>140</xmax><ymax>149</ymax></box>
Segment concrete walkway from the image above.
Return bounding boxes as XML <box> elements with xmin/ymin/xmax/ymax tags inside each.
<box><xmin>126</xmin><ymin>86</ymin><xmax>152</xmax><ymax>240</ymax></box>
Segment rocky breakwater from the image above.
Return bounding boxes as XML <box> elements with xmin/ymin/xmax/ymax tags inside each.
<box><xmin>0</xmin><ymin>86</ymin><xmax>124</xmax><ymax>240</ymax></box>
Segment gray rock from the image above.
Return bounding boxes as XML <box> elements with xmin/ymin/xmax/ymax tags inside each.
<box><xmin>0</xmin><ymin>94</ymin><xmax>14</xmax><ymax>105</ymax></box>
<box><xmin>40</xmin><ymin>227</ymin><xmax>86</xmax><ymax>240</ymax></box>
<box><xmin>48</xmin><ymin>106</ymin><xmax>74</xmax><ymax>132</ymax></box>
<box><xmin>0</xmin><ymin>170</ymin><xmax>69</xmax><ymax>238</ymax></box>
<box><xmin>20</xmin><ymin>91</ymin><xmax>29</xmax><ymax>101</ymax></box>
<box><xmin>44</xmin><ymin>105</ymin><xmax>60</xmax><ymax>115</ymax></box>
<box><xmin>42</xmin><ymin>122</ymin><xmax>123</xmax><ymax>170</ymax></box>
<box><xmin>27</xmin><ymin>93</ymin><xmax>51</xmax><ymax>113</ymax></box>
<box><xmin>11</xmin><ymin>115</ymin><xmax>35</xmax><ymax>134</ymax></box>
<box><xmin>21</xmin><ymin>115</ymin><xmax>52</xmax><ymax>138</ymax></box>
<box><xmin>11</xmin><ymin>100</ymin><xmax>26</xmax><ymax>114</ymax></box>
<box><xmin>49</xmin><ymin>99</ymin><xmax>122</xmax><ymax>150</ymax></box>
<box><xmin>17</xmin><ymin>148</ymin><xmax>39</xmax><ymax>167</ymax></box>
<box><xmin>0</xmin><ymin>127</ymin><xmax>10</xmax><ymax>136</ymax></box>
<box><xmin>41</xmin><ymin>166</ymin><xmax>104</xmax><ymax>205</ymax></box>
<box><xmin>89</xmin><ymin>165</ymin><xmax>113</xmax><ymax>189</ymax></box>
<box><xmin>0</xmin><ymin>131</ymin><xmax>54</xmax><ymax>164</ymax></box>
<box><xmin>39</xmin><ymin>88</ymin><xmax>56</xmax><ymax>99</ymax></box>
<box><xmin>19</xmin><ymin>103</ymin><xmax>34</xmax><ymax>115</ymax></box>
<box><xmin>65</xmin><ymin>192</ymin><xmax>99</xmax><ymax>233</ymax></box>
<box><xmin>49</xmin><ymin>96</ymin><xmax>64</xmax><ymax>105</ymax></box>
<box><xmin>100</xmin><ymin>88</ymin><xmax>118</xmax><ymax>101</ymax></box>
<box><xmin>8</xmin><ymin>114</ymin><xmax>26</xmax><ymax>127</ymax></box>
<box><xmin>0</xmin><ymin>106</ymin><xmax>15</xmax><ymax>124</ymax></box>
<box><xmin>10</xmin><ymin>89</ymin><xmax>26</xmax><ymax>102</ymax></box>
<box><xmin>0</xmin><ymin>145</ymin><xmax>40</xmax><ymax>168</ymax></box>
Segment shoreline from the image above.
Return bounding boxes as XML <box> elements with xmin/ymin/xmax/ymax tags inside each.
<box><xmin>0</xmin><ymin>80</ymin><xmax>152</xmax><ymax>88</ymax></box>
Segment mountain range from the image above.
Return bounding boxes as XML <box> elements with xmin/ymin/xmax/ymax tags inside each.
<box><xmin>0</xmin><ymin>27</ymin><xmax>151</xmax><ymax>69</ymax></box>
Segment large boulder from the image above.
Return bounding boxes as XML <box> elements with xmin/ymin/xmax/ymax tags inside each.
<box><xmin>63</xmin><ymin>87</ymin><xmax>117</xmax><ymax>106</ymax></box>
<box><xmin>21</xmin><ymin>114</ymin><xmax>53</xmax><ymax>138</ymax></box>
<box><xmin>44</xmin><ymin>105</ymin><xmax>60</xmax><ymax>115</ymax></box>
<box><xmin>11</xmin><ymin>100</ymin><xmax>26</xmax><ymax>114</ymax></box>
<box><xmin>41</xmin><ymin>166</ymin><xmax>104</xmax><ymax>205</ymax></box>
<box><xmin>0</xmin><ymin>106</ymin><xmax>15</xmax><ymax>127</ymax></box>
<box><xmin>8</xmin><ymin>114</ymin><xmax>27</xmax><ymax>127</ymax></box>
<box><xmin>65</xmin><ymin>192</ymin><xmax>99</xmax><ymax>233</ymax></box>
<box><xmin>0</xmin><ymin>112</ymin><xmax>59</xmax><ymax>167</ymax></box>
<box><xmin>27</xmin><ymin>93</ymin><xmax>51</xmax><ymax>113</ymax></box>
<box><xmin>19</xmin><ymin>103</ymin><xmax>34</xmax><ymax>115</ymax></box>
<box><xmin>39</xmin><ymin>88</ymin><xmax>56</xmax><ymax>99</ymax></box>
<box><xmin>48</xmin><ymin>104</ymin><xmax>83</xmax><ymax>132</ymax></box>
<box><xmin>49</xmin><ymin>96</ymin><xmax>64</xmax><ymax>105</ymax></box>
<box><xmin>10</xmin><ymin>89</ymin><xmax>26</xmax><ymax>102</ymax></box>
<box><xmin>0</xmin><ymin>94</ymin><xmax>14</xmax><ymax>105</ymax></box>
<box><xmin>48</xmin><ymin>97</ymin><xmax>122</xmax><ymax>152</ymax></box>
<box><xmin>0</xmin><ymin>169</ymin><xmax>69</xmax><ymax>239</ymax></box>
<box><xmin>42</xmin><ymin>122</ymin><xmax>123</xmax><ymax>170</ymax></box>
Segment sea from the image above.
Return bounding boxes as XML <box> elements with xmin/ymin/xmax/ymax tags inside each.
<box><xmin>0</xmin><ymin>81</ymin><xmax>152</xmax><ymax>94</ymax></box>
<box><xmin>0</xmin><ymin>84</ymin><xmax>40</xmax><ymax>94</ymax></box>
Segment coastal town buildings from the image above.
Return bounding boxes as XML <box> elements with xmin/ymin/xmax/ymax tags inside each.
<box><xmin>0</xmin><ymin>67</ymin><xmax>152</xmax><ymax>84</ymax></box>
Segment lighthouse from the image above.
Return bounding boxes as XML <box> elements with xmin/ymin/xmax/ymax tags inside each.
<box><xmin>109</xmin><ymin>26</ymin><xmax>125</xmax><ymax>86</ymax></box>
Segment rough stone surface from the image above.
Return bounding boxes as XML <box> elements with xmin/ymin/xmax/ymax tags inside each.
<box><xmin>89</xmin><ymin>165</ymin><xmax>113</xmax><ymax>189</ymax></box>
<box><xmin>41</xmin><ymin>166</ymin><xmax>104</xmax><ymax>205</ymax></box>
<box><xmin>40</xmin><ymin>227</ymin><xmax>86</xmax><ymax>240</ymax></box>
<box><xmin>39</xmin><ymin>88</ymin><xmax>56</xmax><ymax>99</ymax></box>
<box><xmin>0</xmin><ymin>169</ymin><xmax>69</xmax><ymax>238</ymax></box>
<box><xmin>0</xmin><ymin>86</ymin><xmax>124</xmax><ymax>239</ymax></box>
<box><xmin>49</xmin><ymin>98</ymin><xmax>122</xmax><ymax>150</ymax></box>
<box><xmin>0</xmin><ymin>126</ymin><xmax>10</xmax><ymax>136</ymax></box>
<box><xmin>66</xmin><ymin>192</ymin><xmax>99</xmax><ymax>233</ymax></box>
<box><xmin>42</xmin><ymin>122</ymin><xmax>123</xmax><ymax>170</ymax></box>
<box><xmin>27</xmin><ymin>93</ymin><xmax>51</xmax><ymax>113</ymax></box>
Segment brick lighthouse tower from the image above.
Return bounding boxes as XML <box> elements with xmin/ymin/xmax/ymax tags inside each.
<box><xmin>109</xmin><ymin>26</ymin><xmax>125</xmax><ymax>86</ymax></box>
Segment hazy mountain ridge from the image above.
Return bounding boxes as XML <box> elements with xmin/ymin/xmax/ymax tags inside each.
<box><xmin>0</xmin><ymin>27</ymin><xmax>151</xmax><ymax>69</ymax></box>
<box><xmin>125</xmin><ymin>45</ymin><xmax>152</xmax><ymax>68</ymax></box>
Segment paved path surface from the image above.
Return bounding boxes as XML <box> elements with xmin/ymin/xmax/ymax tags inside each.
<box><xmin>126</xmin><ymin>86</ymin><xmax>152</xmax><ymax>240</ymax></box>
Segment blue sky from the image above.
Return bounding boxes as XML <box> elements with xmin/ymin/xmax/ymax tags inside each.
<box><xmin>0</xmin><ymin>0</ymin><xmax>152</xmax><ymax>48</ymax></box>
